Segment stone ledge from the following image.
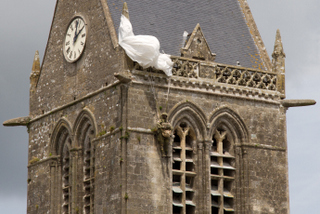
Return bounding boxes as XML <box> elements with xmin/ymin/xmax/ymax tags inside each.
<box><xmin>236</xmin><ymin>143</ymin><xmax>286</xmax><ymax>151</ymax></box>
<box><xmin>131</xmin><ymin>69</ymin><xmax>281</xmax><ymax>105</ymax></box>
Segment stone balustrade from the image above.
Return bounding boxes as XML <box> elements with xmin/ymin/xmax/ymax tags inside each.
<box><xmin>134</xmin><ymin>56</ymin><xmax>278</xmax><ymax>92</ymax></box>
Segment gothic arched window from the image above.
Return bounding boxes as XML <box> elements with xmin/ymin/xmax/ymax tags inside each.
<box><xmin>74</xmin><ymin>113</ymin><xmax>96</xmax><ymax>214</ymax></box>
<box><xmin>172</xmin><ymin>122</ymin><xmax>196</xmax><ymax>214</ymax></box>
<box><xmin>79</xmin><ymin>120</ymin><xmax>95</xmax><ymax>214</ymax></box>
<box><xmin>210</xmin><ymin>127</ymin><xmax>235</xmax><ymax>214</ymax></box>
<box><xmin>55</xmin><ymin>127</ymin><xmax>72</xmax><ymax>214</ymax></box>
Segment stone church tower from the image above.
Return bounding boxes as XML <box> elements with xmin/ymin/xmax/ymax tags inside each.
<box><xmin>4</xmin><ymin>0</ymin><xmax>315</xmax><ymax>213</ymax></box>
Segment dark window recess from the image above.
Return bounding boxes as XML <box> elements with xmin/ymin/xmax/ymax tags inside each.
<box><xmin>212</xmin><ymin>207</ymin><xmax>219</xmax><ymax>214</ymax></box>
<box><xmin>211</xmin><ymin>195</ymin><xmax>220</xmax><ymax>206</ymax></box>
<box><xmin>173</xmin><ymin>205</ymin><xmax>182</xmax><ymax>214</ymax></box>
<box><xmin>224</xmin><ymin>180</ymin><xmax>233</xmax><ymax>191</ymax></box>
<box><xmin>174</xmin><ymin>131</ymin><xmax>181</xmax><ymax>143</ymax></box>
<box><xmin>186</xmin><ymin>135</ymin><xmax>193</xmax><ymax>148</ymax></box>
<box><xmin>173</xmin><ymin>192</ymin><xmax>182</xmax><ymax>203</ymax></box>
<box><xmin>211</xmin><ymin>167</ymin><xmax>219</xmax><ymax>175</ymax></box>
<box><xmin>186</xmin><ymin>150</ymin><xmax>193</xmax><ymax>159</ymax></box>
<box><xmin>173</xmin><ymin>161</ymin><xmax>181</xmax><ymax>170</ymax></box>
<box><xmin>223</xmin><ymin>139</ymin><xmax>231</xmax><ymax>154</ymax></box>
<box><xmin>186</xmin><ymin>205</ymin><xmax>195</xmax><ymax>214</ymax></box>
<box><xmin>186</xmin><ymin>162</ymin><xmax>194</xmax><ymax>172</ymax></box>
<box><xmin>186</xmin><ymin>191</ymin><xmax>194</xmax><ymax>201</ymax></box>
<box><xmin>223</xmin><ymin>169</ymin><xmax>234</xmax><ymax>177</ymax></box>
<box><xmin>211</xmin><ymin>156</ymin><xmax>218</xmax><ymax>163</ymax></box>
<box><xmin>211</xmin><ymin>179</ymin><xmax>219</xmax><ymax>189</ymax></box>
<box><xmin>185</xmin><ymin>176</ymin><xmax>193</xmax><ymax>188</ymax></box>
<box><xmin>173</xmin><ymin>174</ymin><xmax>181</xmax><ymax>184</ymax></box>
<box><xmin>173</xmin><ymin>149</ymin><xmax>181</xmax><ymax>158</ymax></box>
<box><xmin>212</xmin><ymin>138</ymin><xmax>217</xmax><ymax>152</ymax></box>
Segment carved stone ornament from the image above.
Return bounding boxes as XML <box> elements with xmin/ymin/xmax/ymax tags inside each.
<box><xmin>156</xmin><ymin>113</ymin><xmax>173</xmax><ymax>157</ymax></box>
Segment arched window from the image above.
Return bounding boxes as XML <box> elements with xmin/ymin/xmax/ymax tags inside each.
<box><xmin>210</xmin><ymin>127</ymin><xmax>235</xmax><ymax>214</ymax></box>
<box><xmin>74</xmin><ymin>112</ymin><xmax>96</xmax><ymax>214</ymax></box>
<box><xmin>172</xmin><ymin>122</ymin><xmax>196</xmax><ymax>214</ymax></box>
<box><xmin>62</xmin><ymin>138</ymin><xmax>72</xmax><ymax>214</ymax></box>
<box><xmin>54</xmin><ymin>127</ymin><xmax>72</xmax><ymax>214</ymax></box>
<box><xmin>80</xmin><ymin>120</ymin><xmax>95</xmax><ymax>213</ymax></box>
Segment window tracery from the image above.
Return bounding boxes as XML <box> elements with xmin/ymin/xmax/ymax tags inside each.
<box><xmin>172</xmin><ymin>122</ymin><xmax>196</xmax><ymax>214</ymax></box>
<box><xmin>210</xmin><ymin>128</ymin><xmax>235</xmax><ymax>214</ymax></box>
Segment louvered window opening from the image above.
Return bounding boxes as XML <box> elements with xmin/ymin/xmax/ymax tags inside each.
<box><xmin>211</xmin><ymin>130</ymin><xmax>235</xmax><ymax>214</ymax></box>
<box><xmin>83</xmin><ymin>127</ymin><xmax>95</xmax><ymax>214</ymax></box>
<box><xmin>172</xmin><ymin>123</ymin><xmax>196</xmax><ymax>214</ymax></box>
<box><xmin>62</xmin><ymin>143</ymin><xmax>71</xmax><ymax>214</ymax></box>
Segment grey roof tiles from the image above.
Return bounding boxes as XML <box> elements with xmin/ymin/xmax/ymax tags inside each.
<box><xmin>107</xmin><ymin>0</ymin><xmax>265</xmax><ymax>70</ymax></box>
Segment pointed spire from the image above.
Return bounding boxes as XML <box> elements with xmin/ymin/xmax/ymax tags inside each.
<box><xmin>122</xmin><ymin>2</ymin><xmax>129</xmax><ymax>20</ymax></box>
<box><xmin>272</xmin><ymin>29</ymin><xmax>286</xmax><ymax>59</ymax></box>
<box><xmin>30</xmin><ymin>50</ymin><xmax>40</xmax><ymax>90</ymax></box>
<box><xmin>272</xmin><ymin>30</ymin><xmax>286</xmax><ymax>99</ymax></box>
<box><xmin>31</xmin><ymin>50</ymin><xmax>40</xmax><ymax>74</ymax></box>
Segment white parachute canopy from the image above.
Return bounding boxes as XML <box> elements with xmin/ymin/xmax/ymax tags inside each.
<box><xmin>118</xmin><ymin>15</ymin><xmax>173</xmax><ymax>77</ymax></box>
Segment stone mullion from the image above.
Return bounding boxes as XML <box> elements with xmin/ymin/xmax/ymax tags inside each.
<box><xmin>181</xmin><ymin>131</ymin><xmax>186</xmax><ymax>214</ymax></box>
<box><xmin>57</xmin><ymin>161</ymin><xmax>62</xmax><ymax>214</ymax></box>
<box><xmin>204</xmin><ymin>140</ymin><xmax>212</xmax><ymax>214</ymax></box>
<box><xmin>218</xmin><ymin>139</ymin><xmax>224</xmax><ymax>214</ymax></box>
<box><xmin>50</xmin><ymin>159</ymin><xmax>59</xmax><ymax>214</ymax></box>
<box><xmin>235</xmin><ymin>146</ymin><xmax>242</xmax><ymax>214</ymax></box>
<box><xmin>214</xmin><ymin>130</ymin><xmax>226</xmax><ymax>214</ymax></box>
<box><xmin>168</xmin><ymin>136</ymin><xmax>173</xmax><ymax>214</ymax></box>
<box><xmin>120</xmin><ymin>84</ymin><xmax>129</xmax><ymax>214</ymax></box>
<box><xmin>196</xmin><ymin>141</ymin><xmax>204</xmax><ymax>213</ymax></box>
<box><xmin>62</xmin><ymin>147</ymin><xmax>71</xmax><ymax>214</ymax></box>
<box><xmin>90</xmin><ymin>140</ymin><xmax>95</xmax><ymax>213</ymax></box>
<box><xmin>218</xmin><ymin>142</ymin><xmax>224</xmax><ymax>214</ymax></box>
<box><xmin>70</xmin><ymin>148</ymin><xmax>82</xmax><ymax>214</ymax></box>
<box><xmin>198</xmin><ymin>140</ymin><xmax>212</xmax><ymax>213</ymax></box>
<box><xmin>241</xmin><ymin>147</ymin><xmax>249</xmax><ymax>214</ymax></box>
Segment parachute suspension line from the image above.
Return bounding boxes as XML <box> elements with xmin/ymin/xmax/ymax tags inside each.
<box><xmin>165</xmin><ymin>77</ymin><xmax>171</xmax><ymax>113</ymax></box>
<box><xmin>148</xmin><ymin>75</ymin><xmax>160</xmax><ymax>120</ymax></box>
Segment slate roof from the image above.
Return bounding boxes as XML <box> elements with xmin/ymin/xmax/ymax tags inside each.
<box><xmin>107</xmin><ymin>0</ymin><xmax>266</xmax><ymax>70</ymax></box>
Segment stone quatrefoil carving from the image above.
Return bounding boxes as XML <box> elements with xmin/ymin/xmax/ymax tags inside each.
<box><xmin>135</xmin><ymin>56</ymin><xmax>277</xmax><ymax>91</ymax></box>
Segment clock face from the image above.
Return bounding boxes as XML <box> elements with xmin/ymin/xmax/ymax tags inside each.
<box><xmin>63</xmin><ymin>17</ymin><xmax>87</xmax><ymax>63</ymax></box>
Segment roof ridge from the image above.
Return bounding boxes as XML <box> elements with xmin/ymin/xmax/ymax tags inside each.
<box><xmin>238</xmin><ymin>0</ymin><xmax>272</xmax><ymax>71</ymax></box>
<box><xmin>101</xmin><ymin>0</ymin><xmax>119</xmax><ymax>49</ymax></box>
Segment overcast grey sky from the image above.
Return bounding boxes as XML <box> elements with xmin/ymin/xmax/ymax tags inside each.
<box><xmin>0</xmin><ymin>0</ymin><xmax>319</xmax><ymax>213</ymax></box>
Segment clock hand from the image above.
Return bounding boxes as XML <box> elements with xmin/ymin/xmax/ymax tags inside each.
<box><xmin>76</xmin><ymin>26</ymin><xmax>85</xmax><ymax>37</ymax></box>
<box><xmin>73</xmin><ymin>20</ymin><xmax>79</xmax><ymax>44</ymax></box>
<box><xmin>74</xmin><ymin>26</ymin><xmax>85</xmax><ymax>43</ymax></box>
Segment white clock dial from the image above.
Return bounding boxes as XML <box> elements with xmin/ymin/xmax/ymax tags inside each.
<box><xmin>63</xmin><ymin>17</ymin><xmax>87</xmax><ymax>63</ymax></box>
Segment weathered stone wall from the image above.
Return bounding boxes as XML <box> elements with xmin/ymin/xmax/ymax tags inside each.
<box><xmin>247</xmin><ymin>148</ymin><xmax>288</xmax><ymax>214</ymax></box>
<box><xmin>94</xmin><ymin>133</ymin><xmax>122</xmax><ymax>214</ymax></box>
<box><xmin>125</xmin><ymin>133</ymin><xmax>169</xmax><ymax>214</ymax></box>
<box><xmin>30</xmin><ymin>0</ymin><xmax>123</xmax><ymax>116</ymax></box>
<box><xmin>27</xmin><ymin>161</ymin><xmax>51</xmax><ymax>213</ymax></box>
<box><xmin>124</xmin><ymin>78</ymin><xmax>288</xmax><ymax>213</ymax></box>
<box><xmin>27</xmin><ymin>85</ymin><xmax>122</xmax><ymax>213</ymax></box>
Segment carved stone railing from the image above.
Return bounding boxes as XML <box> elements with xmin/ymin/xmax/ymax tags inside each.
<box><xmin>133</xmin><ymin>56</ymin><xmax>278</xmax><ymax>92</ymax></box>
